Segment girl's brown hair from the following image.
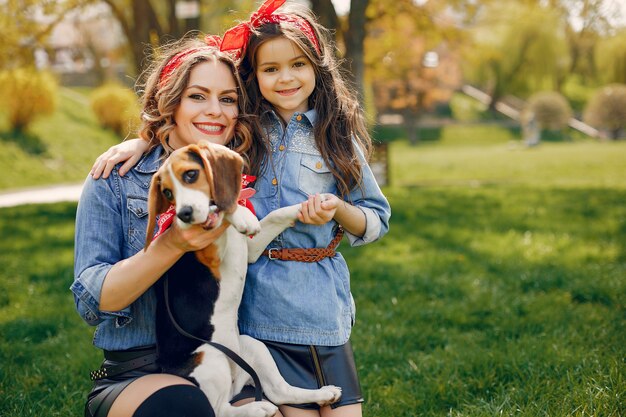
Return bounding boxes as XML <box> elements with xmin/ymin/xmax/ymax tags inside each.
<box><xmin>138</xmin><ymin>35</ymin><xmax>261</xmax><ymax>175</ymax></box>
<box><xmin>237</xmin><ymin>5</ymin><xmax>372</xmax><ymax>198</ymax></box>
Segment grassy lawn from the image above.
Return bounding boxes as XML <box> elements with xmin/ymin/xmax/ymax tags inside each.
<box><xmin>0</xmin><ymin>87</ymin><xmax>122</xmax><ymax>191</ymax></box>
<box><xmin>0</xmin><ymin>134</ymin><xmax>624</xmax><ymax>416</ymax></box>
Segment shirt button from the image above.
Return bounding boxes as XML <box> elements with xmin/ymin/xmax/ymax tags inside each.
<box><xmin>279</xmin><ymin>145</ymin><xmax>285</xmax><ymax>151</ymax></box>
<box><xmin>296</xmin><ymin>115</ymin><xmax>302</xmax><ymax>121</ymax></box>
<box><xmin>315</xmin><ymin>161</ymin><xmax>322</xmax><ymax>169</ymax></box>
<box><xmin>272</xmin><ymin>178</ymin><xmax>278</xmax><ymax>185</ymax></box>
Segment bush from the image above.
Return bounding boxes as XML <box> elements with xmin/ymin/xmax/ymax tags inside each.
<box><xmin>583</xmin><ymin>84</ymin><xmax>626</xmax><ymax>139</ymax></box>
<box><xmin>0</xmin><ymin>68</ymin><xmax>57</xmax><ymax>132</ymax></box>
<box><xmin>90</xmin><ymin>84</ymin><xmax>140</xmax><ymax>137</ymax></box>
<box><xmin>523</xmin><ymin>91</ymin><xmax>572</xmax><ymax>130</ymax></box>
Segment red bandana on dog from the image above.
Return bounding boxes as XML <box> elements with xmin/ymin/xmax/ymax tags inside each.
<box><xmin>152</xmin><ymin>174</ymin><xmax>256</xmax><ymax>240</ymax></box>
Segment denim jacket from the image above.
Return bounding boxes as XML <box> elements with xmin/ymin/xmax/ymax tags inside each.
<box><xmin>71</xmin><ymin>146</ymin><xmax>164</xmax><ymax>350</ymax></box>
<box><xmin>238</xmin><ymin>110</ymin><xmax>391</xmax><ymax>346</ymax></box>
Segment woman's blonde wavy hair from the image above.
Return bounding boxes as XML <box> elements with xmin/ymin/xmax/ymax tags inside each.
<box><xmin>138</xmin><ymin>35</ymin><xmax>257</xmax><ymax>174</ymax></box>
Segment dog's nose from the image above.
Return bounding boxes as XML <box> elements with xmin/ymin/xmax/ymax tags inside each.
<box><xmin>177</xmin><ymin>206</ymin><xmax>194</xmax><ymax>223</ymax></box>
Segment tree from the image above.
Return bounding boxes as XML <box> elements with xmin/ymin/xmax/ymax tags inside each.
<box><xmin>0</xmin><ymin>0</ymin><xmax>88</xmax><ymax>70</ymax></box>
<box><xmin>309</xmin><ymin>0</ymin><xmax>369</xmax><ymax>100</ymax></box>
<box><xmin>595</xmin><ymin>29</ymin><xmax>626</xmax><ymax>84</ymax></box>
<box><xmin>465</xmin><ymin>2</ymin><xmax>569</xmax><ymax>111</ymax></box>
<box><xmin>93</xmin><ymin>0</ymin><xmax>255</xmax><ymax>75</ymax></box>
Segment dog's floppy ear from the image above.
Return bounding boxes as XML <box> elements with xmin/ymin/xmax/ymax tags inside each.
<box><xmin>197</xmin><ymin>141</ymin><xmax>243</xmax><ymax>213</ymax></box>
<box><xmin>145</xmin><ymin>171</ymin><xmax>170</xmax><ymax>250</ymax></box>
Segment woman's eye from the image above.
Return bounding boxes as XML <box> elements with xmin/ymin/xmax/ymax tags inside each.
<box><xmin>163</xmin><ymin>189</ymin><xmax>174</xmax><ymax>200</ymax></box>
<box><xmin>221</xmin><ymin>96</ymin><xmax>237</xmax><ymax>104</ymax></box>
<box><xmin>182</xmin><ymin>170</ymin><xmax>198</xmax><ymax>184</ymax></box>
<box><xmin>189</xmin><ymin>93</ymin><xmax>204</xmax><ymax>100</ymax></box>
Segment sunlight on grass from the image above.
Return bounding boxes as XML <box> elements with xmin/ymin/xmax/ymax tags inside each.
<box><xmin>1</xmin><ymin>137</ymin><xmax>624</xmax><ymax>416</ymax></box>
<box><xmin>0</xmin><ymin>87</ymin><xmax>122</xmax><ymax>191</ymax></box>
<box><xmin>390</xmin><ymin>139</ymin><xmax>626</xmax><ymax>189</ymax></box>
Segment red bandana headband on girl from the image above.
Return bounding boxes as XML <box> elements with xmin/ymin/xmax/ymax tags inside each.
<box><xmin>220</xmin><ymin>0</ymin><xmax>321</xmax><ymax>59</ymax></box>
<box><xmin>158</xmin><ymin>35</ymin><xmax>224</xmax><ymax>86</ymax></box>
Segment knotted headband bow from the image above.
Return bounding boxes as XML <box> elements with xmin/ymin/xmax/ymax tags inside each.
<box><xmin>220</xmin><ymin>0</ymin><xmax>320</xmax><ymax>60</ymax></box>
<box><xmin>159</xmin><ymin>35</ymin><xmax>224</xmax><ymax>86</ymax></box>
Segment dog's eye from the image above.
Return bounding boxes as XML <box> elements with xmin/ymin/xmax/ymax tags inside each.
<box><xmin>162</xmin><ymin>189</ymin><xmax>174</xmax><ymax>201</ymax></box>
<box><xmin>183</xmin><ymin>170</ymin><xmax>199</xmax><ymax>184</ymax></box>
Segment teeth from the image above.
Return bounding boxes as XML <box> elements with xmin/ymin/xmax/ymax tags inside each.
<box><xmin>196</xmin><ymin>124</ymin><xmax>222</xmax><ymax>132</ymax></box>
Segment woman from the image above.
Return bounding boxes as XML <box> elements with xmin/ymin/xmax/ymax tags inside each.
<box><xmin>72</xmin><ymin>35</ymin><xmax>275</xmax><ymax>417</ymax></box>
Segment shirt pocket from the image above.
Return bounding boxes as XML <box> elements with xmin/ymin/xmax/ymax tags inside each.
<box><xmin>298</xmin><ymin>154</ymin><xmax>334</xmax><ymax>196</ymax></box>
<box><xmin>127</xmin><ymin>196</ymin><xmax>149</xmax><ymax>252</ymax></box>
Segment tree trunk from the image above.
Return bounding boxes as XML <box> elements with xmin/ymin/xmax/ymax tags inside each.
<box><xmin>310</xmin><ymin>0</ymin><xmax>368</xmax><ymax>100</ymax></box>
<box><xmin>344</xmin><ymin>0</ymin><xmax>367</xmax><ymax>100</ymax></box>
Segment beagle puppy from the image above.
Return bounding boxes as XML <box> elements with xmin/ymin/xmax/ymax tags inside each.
<box><xmin>146</xmin><ymin>141</ymin><xmax>341</xmax><ymax>417</ymax></box>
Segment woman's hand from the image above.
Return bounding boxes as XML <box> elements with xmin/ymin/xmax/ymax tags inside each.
<box><xmin>298</xmin><ymin>193</ymin><xmax>340</xmax><ymax>225</ymax></box>
<box><xmin>91</xmin><ymin>138</ymin><xmax>150</xmax><ymax>179</ymax></box>
<box><xmin>159</xmin><ymin>221</ymin><xmax>230</xmax><ymax>254</ymax></box>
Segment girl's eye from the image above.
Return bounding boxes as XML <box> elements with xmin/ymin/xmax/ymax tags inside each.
<box><xmin>263</xmin><ymin>67</ymin><xmax>277</xmax><ymax>73</ymax></box>
<box><xmin>162</xmin><ymin>189</ymin><xmax>174</xmax><ymax>201</ymax></box>
<box><xmin>182</xmin><ymin>170</ymin><xmax>198</xmax><ymax>184</ymax></box>
<box><xmin>294</xmin><ymin>61</ymin><xmax>306</xmax><ymax>68</ymax></box>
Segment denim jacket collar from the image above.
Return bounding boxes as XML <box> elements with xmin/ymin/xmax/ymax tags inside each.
<box><xmin>135</xmin><ymin>145</ymin><xmax>166</xmax><ymax>174</ymax></box>
<box><xmin>266</xmin><ymin>108</ymin><xmax>317</xmax><ymax>129</ymax></box>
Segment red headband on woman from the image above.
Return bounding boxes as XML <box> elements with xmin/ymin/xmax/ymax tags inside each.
<box><xmin>159</xmin><ymin>35</ymin><xmax>224</xmax><ymax>86</ymax></box>
<box><xmin>220</xmin><ymin>0</ymin><xmax>321</xmax><ymax>60</ymax></box>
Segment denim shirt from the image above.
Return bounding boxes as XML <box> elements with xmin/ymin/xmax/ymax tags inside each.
<box><xmin>238</xmin><ymin>110</ymin><xmax>391</xmax><ymax>346</ymax></box>
<box><xmin>71</xmin><ymin>146</ymin><xmax>164</xmax><ymax>350</ymax></box>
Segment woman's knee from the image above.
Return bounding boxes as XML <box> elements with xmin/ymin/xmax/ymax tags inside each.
<box><xmin>132</xmin><ymin>384</ymin><xmax>214</xmax><ymax>417</ymax></box>
<box><xmin>107</xmin><ymin>374</ymin><xmax>211</xmax><ymax>417</ymax></box>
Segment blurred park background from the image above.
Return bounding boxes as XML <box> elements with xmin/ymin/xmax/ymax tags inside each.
<box><xmin>0</xmin><ymin>0</ymin><xmax>625</xmax><ymax>416</ymax></box>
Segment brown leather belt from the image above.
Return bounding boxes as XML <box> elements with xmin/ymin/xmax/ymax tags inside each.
<box><xmin>262</xmin><ymin>227</ymin><xmax>344</xmax><ymax>262</ymax></box>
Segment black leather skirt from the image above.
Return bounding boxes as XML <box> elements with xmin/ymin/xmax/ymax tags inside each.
<box><xmin>232</xmin><ymin>340</ymin><xmax>364</xmax><ymax>410</ymax></box>
<box><xmin>84</xmin><ymin>346</ymin><xmax>162</xmax><ymax>417</ymax></box>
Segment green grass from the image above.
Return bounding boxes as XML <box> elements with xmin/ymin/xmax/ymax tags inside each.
<box><xmin>0</xmin><ymin>87</ymin><xmax>122</xmax><ymax>190</ymax></box>
<box><xmin>1</xmin><ymin>134</ymin><xmax>624</xmax><ymax>416</ymax></box>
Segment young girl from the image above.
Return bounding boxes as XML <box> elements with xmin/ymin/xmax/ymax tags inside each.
<box><xmin>92</xmin><ymin>2</ymin><xmax>391</xmax><ymax>416</ymax></box>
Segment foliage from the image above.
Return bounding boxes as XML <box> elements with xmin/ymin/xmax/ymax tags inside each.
<box><xmin>1</xmin><ymin>139</ymin><xmax>625</xmax><ymax>416</ymax></box>
<box><xmin>0</xmin><ymin>0</ymin><xmax>87</xmax><ymax>70</ymax></box>
<box><xmin>583</xmin><ymin>84</ymin><xmax>626</xmax><ymax>139</ymax></box>
<box><xmin>595</xmin><ymin>29</ymin><xmax>626</xmax><ymax>84</ymax></box>
<box><xmin>465</xmin><ymin>3</ymin><xmax>568</xmax><ymax>108</ymax></box>
<box><xmin>366</xmin><ymin>0</ymin><xmax>462</xmax><ymax>115</ymax></box>
<box><xmin>524</xmin><ymin>91</ymin><xmax>572</xmax><ymax>130</ymax></box>
<box><xmin>90</xmin><ymin>83</ymin><xmax>140</xmax><ymax>137</ymax></box>
<box><xmin>0</xmin><ymin>68</ymin><xmax>57</xmax><ymax>133</ymax></box>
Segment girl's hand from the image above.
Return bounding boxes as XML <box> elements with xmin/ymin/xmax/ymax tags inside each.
<box><xmin>91</xmin><ymin>138</ymin><xmax>149</xmax><ymax>179</ymax></box>
<box><xmin>298</xmin><ymin>193</ymin><xmax>340</xmax><ymax>225</ymax></box>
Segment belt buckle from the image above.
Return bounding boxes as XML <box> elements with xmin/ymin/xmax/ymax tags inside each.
<box><xmin>267</xmin><ymin>248</ymin><xmax>279</xmax><ymax>260</ymax></box>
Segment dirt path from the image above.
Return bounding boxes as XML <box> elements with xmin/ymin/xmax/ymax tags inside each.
<box><xmin>0</xmin><ymin>183</ymin><xmax>83</xmax><ymax>208</ymax></box>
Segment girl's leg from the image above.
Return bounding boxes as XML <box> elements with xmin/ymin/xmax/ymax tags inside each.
<box><xmin>279</xmin><ymin>403</ymin><xmax>362</xmax><ymax>417</ymax></box>
<box><xmin>107</xmin><ymin>373</ymin><xmax>211</xmax><ymax>417</ymax></box>
<box><xmin>278</xmin><ymin>406</ymin><xmax>320</xmax><ymax>417</ymax></box>
<box><xmin>320</xmin><ymin>403</ymin><xmax>362</xmax><ymax>417</ymax></box>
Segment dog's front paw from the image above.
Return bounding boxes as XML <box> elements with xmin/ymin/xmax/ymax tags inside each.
<box><xmin>229</xmin><ymin>206</ymin><xmax>261</xmax><ymax>236</ymax></box>
<box><xmin>315</xmin><ymin>385</ymin><xmax>342</xmax><ymax>406</ymax></box>
<box><xmin>237</xmin><ymin>401</ymin><xmax>278</xmax><ymax>417</ymax></box>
